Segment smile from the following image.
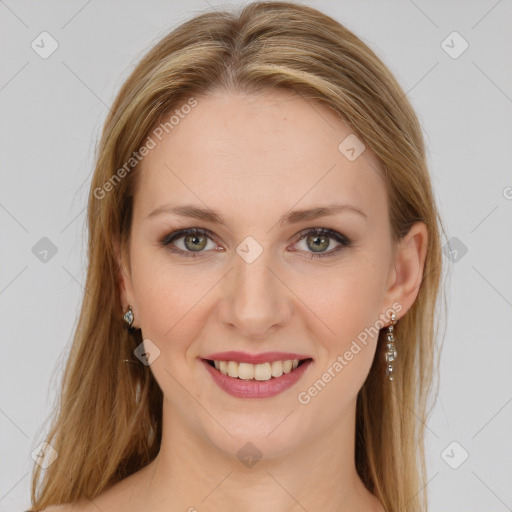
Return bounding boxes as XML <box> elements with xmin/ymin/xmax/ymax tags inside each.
<box><xmin>200</xmin><ymin>355</ymin><xmax>313</xmax><ymax>399</ymax></box>
<box><xmin>208</xmin><ymin>358</ymin><xmax>306</xmax><ymax>380</ymax></box>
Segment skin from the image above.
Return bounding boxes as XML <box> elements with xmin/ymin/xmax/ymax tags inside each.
<box><xmin>51</xmin><ymin>88</ymin><xmax>427</xmax><ymax>512</ymax></box>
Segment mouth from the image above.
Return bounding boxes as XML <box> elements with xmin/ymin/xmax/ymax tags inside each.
<box><xmin>203</xmin><ymin>358</ymin><xmax>313</xmax><ymax>381</ymax></box>
<box><xmin>200</xmin><ymin>356</ymin><xmax>314</xmax><ymax>399</ymax></box>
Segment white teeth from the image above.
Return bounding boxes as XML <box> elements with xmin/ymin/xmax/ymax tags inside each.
<box><xmin>271</xmin><ymin>360</ymin><xmax>283</xmax><ymax>378</ymax></box>
<box><xmin>211</xmin><ymin>359</ymin><xmax>301</xmax><ymax>380</ymax></box>
<box><xmin>238</xmin><ymin>363</ymin><xmax>254</xmax><ymax>380</ymax></box>
<box><xmin>227</xmin><ymin>360</ymin><xmax>238</xmax><ymax>378</ymax></box>
<box><xmin>254</xmin><ymin>362</ymin><xmax>272</xmax><ymax>381</ymax></box>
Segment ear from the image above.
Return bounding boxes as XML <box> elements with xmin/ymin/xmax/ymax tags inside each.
<box><xmin>113</xmin><ymin>233</ymin><xmax>138</xmax><ymax>326</ymax></box>
<box><xmin>382</xmin><ymin>221</ymin><xmax>428</xmax><ymax>322</ymax></box>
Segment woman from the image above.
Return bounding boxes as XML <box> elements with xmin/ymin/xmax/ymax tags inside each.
<box><xmin>29</xmin><ymin>1</ymin><xmax>446</xmax><ymax>511</ymax></box>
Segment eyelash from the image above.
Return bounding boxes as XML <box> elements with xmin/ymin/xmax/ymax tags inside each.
<box><xmin>158</xmin><ymin>227</ymin><xmax>352</xmax><ymax>259</ymax></box>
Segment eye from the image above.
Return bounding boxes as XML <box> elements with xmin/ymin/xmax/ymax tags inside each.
<box><xmin>291</xmin><ymin>228</ymin><xmax>352</xmax><ymax>259</ymax></box>
<box><xmin>159</xmin><ymin>228</ymin><xmax>219</xmax><ymax>257</ymax></box>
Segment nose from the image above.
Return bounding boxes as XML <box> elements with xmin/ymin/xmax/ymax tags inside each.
<box><xmin>217</xmin><ymin>245</ymin><xmax>292</xmax><ymax>340</ymax></box>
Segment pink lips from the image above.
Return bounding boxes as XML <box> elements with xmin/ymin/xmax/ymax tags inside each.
<box><xmin>200</xmin><ymin>352</ymin><xmax>313</xmax><ymax>399</ymax></box>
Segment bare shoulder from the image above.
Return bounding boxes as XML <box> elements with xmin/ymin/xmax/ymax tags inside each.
<box><xmin>37</xmin><ymin>502</ymin><xmax>94</xmax><ymax>512</ymax></box>
<box><xmin>35</xmin><ymin>490</ymin><xmax>120</xmax><ymax>512</ymax></box>
<box><xmin>34</xmin><ymin>462</ymin><xmax>154</xmax><ymax>512</ymax></box>
<box><xmin>35</xmin><ymin>493</ymin><xmax>117</xmax><ymax>512</ymax></box>
<box><xmin>34</xmin><ymin>505</ymin><xmax>78</xmax><ymax>512</ymax></box>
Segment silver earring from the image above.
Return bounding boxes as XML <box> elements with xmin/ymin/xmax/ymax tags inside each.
<box><xmin>123</xmin><ymin>305</ymin><xmax>135</xmax><ymax>331</ymax></box>
<box><xmin>385</xmin><ymin>312</ymin><xmax>398</xmax><ymax>381</ymax></box>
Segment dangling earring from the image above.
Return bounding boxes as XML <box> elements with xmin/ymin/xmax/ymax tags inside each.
<box><xmin>123</xmin><ymin>305</ymin><xmax>136</xmax><ymax>332</ymax></box>
<box><xmin>385</xmin><ymin>311</ymin><xmax>398</xmax><ymax>381</ymax></box>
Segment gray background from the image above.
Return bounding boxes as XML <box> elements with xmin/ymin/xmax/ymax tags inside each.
<box><xmin>1</xmin><ymin>1</ymin><xmax>511</xmax><ymax>510</ymax></box>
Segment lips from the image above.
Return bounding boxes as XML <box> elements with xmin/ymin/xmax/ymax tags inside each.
<box><xmin>200</xmin><ymin>351</ymin><xmax>314</xmax><ymax>399</ymax></box>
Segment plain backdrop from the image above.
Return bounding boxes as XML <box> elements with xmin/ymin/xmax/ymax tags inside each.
<box><xmin>1</xmin><ymin>1</ymin><xmax>511</xmax><ymax>511</ymax></box>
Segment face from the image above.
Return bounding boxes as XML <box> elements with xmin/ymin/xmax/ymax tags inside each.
<box><xmin>117</xmin><ymin>89</ymin><xmax>420</xmax><ymax>459</ymax></box>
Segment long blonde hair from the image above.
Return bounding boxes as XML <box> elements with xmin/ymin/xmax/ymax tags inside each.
<box><xmin>30</xmin><ymin>2</ymin><xmax>447</xmax><ymax>510</ymax></box>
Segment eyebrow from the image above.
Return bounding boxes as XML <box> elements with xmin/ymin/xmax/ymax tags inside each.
<box><xmin>147</xmin><ymin>202</ymin><xmax>367</xmax><ymax>225</ymax></box>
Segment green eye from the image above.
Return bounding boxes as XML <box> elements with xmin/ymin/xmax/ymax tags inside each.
<box><xmin>293</xmin><ymin>228</ymin><xmax>351</xmax><ymax>258</ymax></box>
<box><xmin>183</xmin><ymin>233</ymin><xmax>208</xmax><ymax>252</ymax></box>
<box><xmin>160</xmin><ymin>228</ymin><xmax>216</xmax><ymax>257</ymax></box>
<box><xmin>305</xmin><ymin>233</ymin><xmax>330</xmax><ymax>252</ymax></box>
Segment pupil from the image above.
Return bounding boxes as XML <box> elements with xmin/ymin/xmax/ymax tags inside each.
<box><xmin>185</xmin><ymin>234</ymin><xmax>207</xmax><ymax>251</ymax></box>
<box><xmin>308</xmin><ymin>234</ymin><xmax>328</xmax><ymax>252</ymax></box>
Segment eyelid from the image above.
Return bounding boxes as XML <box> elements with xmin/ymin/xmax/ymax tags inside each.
<box><xmin>158</xmin><ymin>227</ymin><xmax>217</xmax><ymax>246</ymax></box>
<box><xmin>292</xmin><ymin>227</ymin><xmax>350</xmax><ymax>245</ymax></box>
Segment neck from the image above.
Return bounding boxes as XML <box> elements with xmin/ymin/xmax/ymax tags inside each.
<box><xmin>131</xmin><ymin>397</ymin><xmax>382</xmax><ymax>512</ymax></box>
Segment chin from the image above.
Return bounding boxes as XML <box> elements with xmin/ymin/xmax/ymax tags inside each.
<box><xmin>199</xmin><ymin>412</ymin><xmax>311</xmax><ymax>464</ymax></box>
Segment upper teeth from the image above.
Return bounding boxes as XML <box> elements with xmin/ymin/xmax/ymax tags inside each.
<box><xmin>213</xmin><ymin>359</ymin><xmax>300</xmax><ymax>380</ymax></box>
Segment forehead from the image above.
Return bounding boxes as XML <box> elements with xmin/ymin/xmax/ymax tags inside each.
<box><xmin>133</xmin><ymin>89</ymin><xmax>387</xmax><ymax>225</ymax></box>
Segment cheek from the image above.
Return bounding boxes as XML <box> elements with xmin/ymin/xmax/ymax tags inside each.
<box><xmin>298</xmin><ymin>255</ymin><xmax>387</xmax><ymax>385</ymax></box>
<box><xmin>302</xmin><ymin>256</ymin><xmax>385</xmax><ymax>337</ymax></box>
<box><xmin>129</xmin><ymin>247</ymin><xmax>211</xmax><ymax>353</ymax></box>
<box><xmin>296</xmin><ymin>271</ymin><xmax>385</xmax><ymax>415</ymax></box>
